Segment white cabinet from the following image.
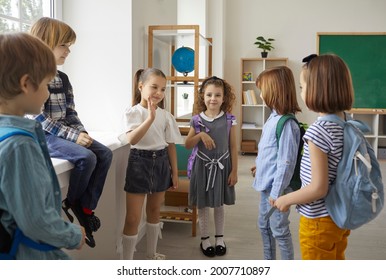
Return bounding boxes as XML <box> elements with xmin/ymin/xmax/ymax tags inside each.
<box><xmin>349</xmin><ymin>109</ymin><xmax>386</xmax><ymax>159</ymax></box>
<box><xmin>240</xmin><ymin>58</ymin><xmax>288</xmax><ymax>154</ymax></box>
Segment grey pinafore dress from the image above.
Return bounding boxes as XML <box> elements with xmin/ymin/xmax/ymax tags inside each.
<box><xmin>189</xmin><ymin>112</ymin><xmax>236</xmax><ymax>209</ymax></box>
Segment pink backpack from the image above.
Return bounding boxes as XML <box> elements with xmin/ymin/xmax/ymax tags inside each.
<box><xmin>187</xmin><ymin>113</ymin><xmax>234</xmax><ymax>178</ymax></box>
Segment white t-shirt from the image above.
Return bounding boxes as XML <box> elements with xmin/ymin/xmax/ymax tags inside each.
<box><xmin>122</xmin><ymin>104</ymin><xmax>182</xmax><ymax>150</ymax></box>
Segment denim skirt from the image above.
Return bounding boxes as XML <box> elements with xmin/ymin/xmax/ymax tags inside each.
<box><xmin>124</xmin><ymin>148</ymin><xmax>171</xmax><ymax>194</ymax></box>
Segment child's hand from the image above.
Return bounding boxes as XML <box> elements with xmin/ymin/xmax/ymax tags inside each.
<box><xmin>147</xmin><ymin>96</ymin><xmax>156</xmax><ymax>121</ymax></box>
<box><xmin>269</xmin><ymin>196</ymin><xmax>275</xmax><ymax>207</ymax></box>
<box><xmin>77</xmin><ymin>226</ymin><xmax>86</xmax><ymax>249</ymax></box>
<box><xmin>228</xmin><ymin>170</ymin><xmax>238</xmax><ymax>186</ymax></box>
<box><xmin>250</xmin><ymin>166</ymin><xmax>256</xmax><ymax>177</ymax></box>
<box><xmin>76</xmin><ymin>132</ymin><xmax>93</xmax><ymax>147</ymax></box>
<box><xmin>274</xmin><ymin>196</ymin><xmax>290</xmax><ymax>212</ymax></box>
<box><xmin>169</xmin><ymin>174</ymin><xmax>179</xmax><ymax>190</ymax></box>
<box><xmin>200</xmin><ymin>132</ymin><xmax>216</xmax><ymax>150</ymax></box>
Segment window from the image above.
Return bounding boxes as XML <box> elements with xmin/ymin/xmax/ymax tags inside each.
<box><xmin>0</xmin><ymin>0</ymin><xmax>54</xmax><ymax>33</ymax></box>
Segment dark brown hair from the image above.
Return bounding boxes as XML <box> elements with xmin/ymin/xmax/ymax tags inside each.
<box><xmin>0</xmin><ymin>32</ymin><xmax>56</xmax><ymax>99</ymax></box>
<box><xmin>256</xmin><ymin>66</ymin><xmax>301</xmax><ymax>115</ymax></box>
<box><xmin>196</xmin><ymin>76</ymin><xmax>236</xmax><ymax>113</ymax></box>
<box><xmin>303</xmin><ymin>54</ymin><xmax>353</xmax><ymax>113</ymax></box>
<box><xmin>132</xmin><ymin>68</ymin><xmax>167</xmax><ymax>107</ymax></box>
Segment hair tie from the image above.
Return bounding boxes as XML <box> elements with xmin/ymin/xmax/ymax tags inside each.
<box><xmin>302</xmin><ymin>54</ymin><xmax>318</xmax><ymax>64</ymax></box>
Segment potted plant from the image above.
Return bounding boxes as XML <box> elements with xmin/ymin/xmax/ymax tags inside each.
<box><xmin>182</xmin><ymin>92</ymin><xmax>189</xmax><ymax>110</ymax></box>
<box><xmin>254</xmin><ymin>36</ymin><xmax>275</xmax><ymax>58</ymax></box>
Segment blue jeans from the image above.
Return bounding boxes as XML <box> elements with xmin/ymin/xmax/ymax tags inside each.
<box><xmin>258</xmin><ymin>189</ymin><xmax>294</xmax><ymax>260</ymax></box>
<box><xmin>45</xmin><ymin>134</ymin><xmax>113</xmax><ymax>210</ymax></box>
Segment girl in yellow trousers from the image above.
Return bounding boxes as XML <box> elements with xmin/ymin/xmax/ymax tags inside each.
<box><xmin>274</xmin><ymin>54</ymin><xmax>352</xmax><ymax>259</ymax></box>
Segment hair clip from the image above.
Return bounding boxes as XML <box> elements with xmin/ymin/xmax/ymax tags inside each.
<box><xmin>302</xmin><ymin>54</ymin><xmax>318</xmax><ymax>64</ymax></box>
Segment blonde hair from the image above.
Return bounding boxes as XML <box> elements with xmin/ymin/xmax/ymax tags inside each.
<box><xmin>30</xmin><ymin>17</ymin><xmax>76</xmax><ymax>49</ymax></box>
<box><xmin>0</xmin><ymin>32</ymin><xmax>56</xmax><ymax>99</ymax></box>
<box><xmin>256</xmin><ymin>66</ymin><xmax>301</xmax><ymax>115</ymax></box>
<box><xmin>304</xmin><ymin>54</ymin><xmax>353</xmax><ymax>113</ymax></box>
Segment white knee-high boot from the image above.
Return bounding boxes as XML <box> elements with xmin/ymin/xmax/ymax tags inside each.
<box><xmin>122</xmin><ymin>234</ymin><xmax>137</xmax><ymax>260</ymax></box>
<box><xmin>146</xmin><ymin>222</ymin><xmax>165</xmax><ymax>259</ymax></box>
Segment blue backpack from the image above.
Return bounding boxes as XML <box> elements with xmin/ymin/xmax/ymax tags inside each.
<box><xmin>319</xmin><ymin>115</ymin><xmax>384</xmax><ymax>230</ymax></box>
<box><xmin>187</xmin><ymin>113</ymin><xmax>234</xmax><ymax>178</ymax></box>
<box><xmin>0</xmin><ymin>127</ymin><xmax>57</xmax><ymax>260</ymax></box>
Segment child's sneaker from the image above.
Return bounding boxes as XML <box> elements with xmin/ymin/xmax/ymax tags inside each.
<box><xmin>147</xmin><ymin>253</ymin><xmax>166</xmax><ymax>260</ymax></box>
<box><xmin>61</xmin><ymin>200</ymin><xmax>100</xmax><ymax>248</ymax></box>
<box><xmin>84</xmin><ymin>212</ymin><xmax>101</xmax><ymax>232</ymax></box>
<box><xmin>70</xmin><ymin>203</ymin><xmax>101</xmax><ymax>232</ymax></box>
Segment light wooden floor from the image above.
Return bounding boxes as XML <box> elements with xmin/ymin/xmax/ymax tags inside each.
<box><xmin>134</xmin><ymin>154</ymin><xmax>386</xmax><ymax>260</ymax></box>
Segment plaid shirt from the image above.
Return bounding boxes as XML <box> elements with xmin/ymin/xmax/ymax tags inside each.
<box><xmin>35</xmin><ymin>71</ymin><xmax>86</xmax><ymax>142</ymax></box>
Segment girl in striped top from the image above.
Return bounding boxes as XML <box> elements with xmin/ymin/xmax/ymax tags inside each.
<box><xmin>274</xmin><ymin>54</ymin><xmax>354</xmax><ymax>260</ymax></box>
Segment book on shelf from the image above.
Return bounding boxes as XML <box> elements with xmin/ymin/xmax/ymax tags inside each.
<box><xmin>242</xmin><ymin>90</ymin><xmax>258</xmax><ymax>105</ymax></box>
<box><xmin>250</xmin><ymin>90</ymin><xmax>258</xmax><ymax>105</ymax></box>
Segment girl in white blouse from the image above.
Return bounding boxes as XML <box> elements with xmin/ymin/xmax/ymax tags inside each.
<box><xmin>121</xmin><ymin>68</ymin><xmax>182</xmax><ymax>260</ymax></box>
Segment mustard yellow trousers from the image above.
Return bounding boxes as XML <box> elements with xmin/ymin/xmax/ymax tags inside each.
<box><xmin>299</xmin><ymin>215</ymin><xmax>350</xmax><ymax>260</ymax></box>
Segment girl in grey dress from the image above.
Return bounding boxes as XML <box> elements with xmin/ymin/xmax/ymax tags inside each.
<box><xmin>185</xmin><ymin>76</ymin><xmax>237</xmax><ymax>257</ymax></box>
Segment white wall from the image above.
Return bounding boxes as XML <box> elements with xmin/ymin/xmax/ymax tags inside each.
<box><xmin>223</xmin><ymin>0</ymin><xmax>386</xmax><ymax>134</ymax></box>
<box><xmin>207</xmin><ymin>0</ymin><xmax>225</xmax><ymax>77</ymax></box>
<box><xmin>132</xmin><ymin>0</ymin><xmax>177</xmax><ymax>70</ymax></box>
<box><xmin>62</xmin><ymin>0</ymin><xmax>177</xmax><ymax>133</ymax></box>
<box><xmin>62</xmin><ymin>0</ymin><xmax>132</xmax><ymax>133</ymax></box>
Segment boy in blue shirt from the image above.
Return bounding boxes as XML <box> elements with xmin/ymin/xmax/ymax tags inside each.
<box><xmin>0</xmin><ymin>32</ymin><xmax>85</xmax><ymax>259</ymax></box>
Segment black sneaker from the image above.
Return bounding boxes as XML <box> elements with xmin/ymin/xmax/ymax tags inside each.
<box><xmin>70</xmin><ymin>203</ymin><xmax>101</xmax><ymax>233</ymax></box>
<box><xmin>84</xmin><ymin>212</ymin><xmax>101</xmax><ymax>232</ymax></box>
<box><xmin>61</xmin><ymin>200</ymin><xmax>100</xmax><ymax>248</ymax></box>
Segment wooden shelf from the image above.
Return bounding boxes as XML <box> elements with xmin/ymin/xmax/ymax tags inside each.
<box><xmin>239</xmin><ymin>57</ymin><xmax>287</xmax><ymax>154</ymax></box>
<box><xmin>148</xmin><ymin>25</ymin><xmax>212</xmax><ymax>119</ymax></box>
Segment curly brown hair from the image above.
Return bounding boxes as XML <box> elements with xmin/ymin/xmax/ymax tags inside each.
<box><xmin>196</xmin><ymin>76</ymin><xmax>236</xmax><ymax>113</ymax></box>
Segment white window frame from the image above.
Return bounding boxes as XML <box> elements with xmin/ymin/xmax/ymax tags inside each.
<box><xmin>0</xmin><ymin>0</ymin><xmax>61</xmax><ymax>32</ymax></box>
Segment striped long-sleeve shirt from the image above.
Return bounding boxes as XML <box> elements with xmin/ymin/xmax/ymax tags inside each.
<box><xmin>35</xmin><ymin>71</ymin><xmax>86</xmax><ymax>142</ymax></box>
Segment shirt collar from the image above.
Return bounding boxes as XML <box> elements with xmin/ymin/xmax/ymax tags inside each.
<box><xmin>199</xmin><ymin>111</ymin><xmax>224</xmax><ymax>122</ymax></box>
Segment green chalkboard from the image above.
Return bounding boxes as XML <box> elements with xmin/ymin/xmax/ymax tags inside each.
<box><xmin>318</xmin><ymin>33</ymin><xmax>386</xmax><ymax>109</ymax></box>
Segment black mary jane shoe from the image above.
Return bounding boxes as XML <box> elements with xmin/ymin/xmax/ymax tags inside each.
<box><xmin>200</xmin><ymin>237</ymin><xmax>215</xmax><ymax>257</ymax></box>
<box><xmin>215</xmin><ymin>235</ymin><xmax>227</xmax><ymax>256</ymax></box>
<box><xmin>215</xmin><ymin>243</ymin><xmax>227</xmax><ymax>256</ymax></box>
<box><xmin>200</xmin><ymin>243</ymin><xmax>215</xmax><ymax>257</ymax></box>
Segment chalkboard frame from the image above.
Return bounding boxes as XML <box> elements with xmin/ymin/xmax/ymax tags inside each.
<box><xmin>317</xmin><ymin>32</ymin><xmax>386</xmax><ymax>110</ymax></box>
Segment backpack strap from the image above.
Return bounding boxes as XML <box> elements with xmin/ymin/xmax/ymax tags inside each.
<box><xmin>276</xmin><ymin>114</ymin><xmax>298</xmax><ymax>147</ymax></box>
<box><xmin>318</xmin><ymin>114</ymin><xmax>345</xmax><ymax>127</ymax></box>
<box><xmin>191</xmin><ymin>114</ymin><xmax>203</xmax><ymax>134</ymax></box>
<box><xmin>319</xmin><ymin>114</ymin><xmax>371</xmax><ymax>134</ymax></box>
<box><xmin>0</xmin><ymin>127</ymin><xmax>35</xmax><ymax>142</ymax></box>
<box><xmin>225</xmin><ymin>113</ymin><xmax>235</xmax><ymax>136</ymax></box>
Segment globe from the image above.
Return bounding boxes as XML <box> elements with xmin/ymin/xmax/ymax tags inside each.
<box><xmin>172</xmin><ymin>46</ymin><xmax>195</xmax><ymax>75</ymax></box>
